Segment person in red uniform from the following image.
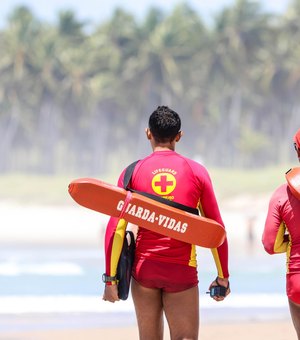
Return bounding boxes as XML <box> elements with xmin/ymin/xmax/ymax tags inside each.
<box><xmin>102</xmin><ymin>106</ymin><xmax>230</xmax><ymax>339</ymax></box>
<box><xmin>262</xmin><ymin>128</ymin><xmax>300</xmax><ymax>340</ymax></box>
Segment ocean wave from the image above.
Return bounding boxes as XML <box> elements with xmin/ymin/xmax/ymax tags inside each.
<box><xmin>0</xmin><ymin>293</ymin><xmax>288</xmax><ymax>314</ymax></box>
<box><xmin>0</xmin><ymin>262</ymin><xmax>84</xmax><ymax>276</ymax></box>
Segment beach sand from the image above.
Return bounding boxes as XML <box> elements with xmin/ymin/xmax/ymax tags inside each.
<box><xmin>2</xmin><ymin>320</ymin><xmax>296</xmax><ymax>340</ymax></box>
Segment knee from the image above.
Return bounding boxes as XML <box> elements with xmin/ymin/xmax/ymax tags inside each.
<box><xmin>169</xmin><ymin>328</ymin><xmax>198</xmax><ymax>340</ymax></box>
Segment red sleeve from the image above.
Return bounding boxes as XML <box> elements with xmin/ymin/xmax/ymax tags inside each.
<box><xmin>262</xmin><ymin>185</ymin><xmax>288</xmax><ymax>254</ymax></box>
<box><xmin>104</xmin><ymin>170</ymin><xmax>128</xmax><ymax>284</ymax></box>
<box><xmin>198</xmin><ymin>168</ymin><xmax>229</xmax><ymax>278</ymax></box>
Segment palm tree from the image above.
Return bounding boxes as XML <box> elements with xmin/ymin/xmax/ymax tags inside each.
<box><xmin>79</xmin><ymin>8</ymin><xmax>142</xmax><ymax>174</ymax></box>
<box><xmin>257</xmin><ymin>0</ymin><xmax>300</xmax><ymax>164</ymax></box>
<box><xmin>0</xmin><ymin>6</ymin><xmax>41</xmax><ymax>172</ymax></box>
<box><xmin>204</xmin><ymin>0</ymin><xmax>271</xmax><ymax>166</ymax></box>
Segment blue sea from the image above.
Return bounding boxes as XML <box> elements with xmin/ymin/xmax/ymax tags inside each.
<box><xmin>0</xmin><ymin>242</ymin><xmax>290</xmax><ymax>333</ymax></box>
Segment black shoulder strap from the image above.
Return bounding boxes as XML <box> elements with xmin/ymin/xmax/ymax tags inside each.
<box><xmin>123</xmin><ymin>160</ymin><xmax>139</xmax><ymax>190</ymax></box>
<box><xmin>123</xmin><ymin>160</ymin><xmax>199</xmax><ymax>216</ymax></box>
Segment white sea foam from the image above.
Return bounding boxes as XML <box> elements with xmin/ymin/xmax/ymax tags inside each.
<box><xmin>0</xmin><ymin>262</ymin><xmax>84</xmax><ymax>276</ymax></box>
<box><xmin>0</xmin><ymin>294</ymin><xmax>288</xmax><ymax>314</ymax></box>
<box><xmin>0</xmin><ymin>295</ymin><xmax>134</xmax><ymax>314</ymax></box>
<box><xmin>201</xmin><ymin>293</ymin><xmax>288</xmax><ymax>309</ymax></box>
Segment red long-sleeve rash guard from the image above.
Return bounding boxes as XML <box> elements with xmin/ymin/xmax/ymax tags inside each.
<box><xmin>104</xmin><ymin>150</ymin><xmax>229</xmax><ymax>281</ymax></box>
<box><xmin>262</xmin><ymin>184</ymin><xmax>300</xmax><ymax>274</ymax></box>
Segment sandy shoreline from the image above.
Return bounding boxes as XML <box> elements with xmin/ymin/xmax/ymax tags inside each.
<box><xmin>2</xmin><ymin>320</ymin><xmax>296</xmax><ymax>340</ymax></box>
<box><xmin>0</xmin><ymin>196</ymin><xmax>268</xmax><ymax>249</ymax></box>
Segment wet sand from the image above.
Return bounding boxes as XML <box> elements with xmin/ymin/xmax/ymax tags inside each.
<box><xmin>2</xmin><ymin>320</ymin><xmax>296</xmax><ymax>340</ymax></box>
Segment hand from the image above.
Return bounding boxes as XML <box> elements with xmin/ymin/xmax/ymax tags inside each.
<box><xmin>208</xmin><ymin>277</ymin><xmax>230</xmax><ymax>302</ymax></box>
<box><xmin>103</xmin><ymin>284</ymin><xmax>119</xmax><ymax>303</ymax></box>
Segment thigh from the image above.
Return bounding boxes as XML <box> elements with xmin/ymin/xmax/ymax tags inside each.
<box><xmin>131</xmin><ymin>278</ymin><xmax>164</xmax><ymax>340</ymax></box>
<box><xmin>289</xmin><ymin>299</ymin><xmax>300</xmax><ymax>340</ymax></box>
<box><xmin>163</xmin><ymin>285</ymin><xmax>199</xmax><ymax>340</ymax></box>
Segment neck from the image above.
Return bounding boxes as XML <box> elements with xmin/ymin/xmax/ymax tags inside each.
<box><xmin>153</xmin><ymin>145</ymin><xmax>174</xmax><ymax>152</ymax></box>
<box><xmin>151</xmin><ymin>140</ymin><xmax>176</xmax><ymax>152</ymax></box>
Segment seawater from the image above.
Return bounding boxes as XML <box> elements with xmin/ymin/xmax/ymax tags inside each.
<box><xmin>0</xmin><ymin>243</ymin><xmax>290</xmax><ymax>332</ymax></box>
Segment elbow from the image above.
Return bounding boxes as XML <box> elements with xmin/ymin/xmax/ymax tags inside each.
<box><xmin>262</xmin><ymin>239</ymin><xmax>275</xmax><ymax>255</ymax></box>
<box><xmin>262</xmin><ymin>240</ymin><xmax>286</xmax><ymax>254</ymax></box>
<box><xmin>264</xmin><ymin>246</ymin><xmax>275</xmax><ymax>255</ymax></box>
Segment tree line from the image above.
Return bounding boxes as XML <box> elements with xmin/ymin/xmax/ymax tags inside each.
<box><xmin>1</xmin><ymin>0</ymin><xmax>300</xmax><ymax>176</ymax></box>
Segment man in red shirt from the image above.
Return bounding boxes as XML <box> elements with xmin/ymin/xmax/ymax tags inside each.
<box><xmin>262</xmin><ymin>128</ymin><xmax>300</xmax><ymax>339</ymax></box>
<box><xmin>102</xmin><ymin>106</ymin><xmax>230</xmax><ymax>339</ymax></box>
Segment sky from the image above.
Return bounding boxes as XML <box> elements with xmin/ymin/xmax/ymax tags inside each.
<box><xmin>0</xmin><ymin>0</ymin><xmax>292</xmax><ymax>28</ymax></box>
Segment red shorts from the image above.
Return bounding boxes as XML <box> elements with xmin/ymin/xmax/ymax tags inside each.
<box><xmin>287</xmin><ymin>273</ymin><xmax>300</xmax><ymax>304</ymax></box>
<box><xmin>132</xmin><ymin>257</ymin><xmax>198</xmax><ymax>293</ymax></box>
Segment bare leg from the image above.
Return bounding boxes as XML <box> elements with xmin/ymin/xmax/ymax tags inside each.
<box><xmin>163</xmin><ymin>286</ymin><xmax>199</xmax><ymax>340</ymax></box>
<box><xmin>289</xmin><ymin>299</ymin><xmax>300</xmax><ymax>340</ymax></box>
<box><xmin>131</xmin><ymin>278</ymin><xmax>164</xmax><ymax>340</ymax></box>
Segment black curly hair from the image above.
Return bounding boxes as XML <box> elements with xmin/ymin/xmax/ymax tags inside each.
<box><xmin>148</xmin><ymin>106</ymin><xmax>181</xmax><ymax>143</ymax></box>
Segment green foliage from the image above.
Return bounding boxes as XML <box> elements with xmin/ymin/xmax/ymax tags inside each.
<box><xmin>0</xmin><ymin>174</ymin><xmax>73</xmax><ymax>205</ymax></box>
<box><xmin>210</xmin><ymin>164</ymin><xmax>293</xmax><ymax>199</ymax></box>
<box><xmin>0</xmin><ymin>1</ymin><xmax>300</xmax><ymax>175</ymax></box>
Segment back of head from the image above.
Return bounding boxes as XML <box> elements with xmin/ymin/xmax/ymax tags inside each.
<box><xmin>148</xmin><ymin>106</ymin><xmax>181</xmax><ymax>143</ymax></box>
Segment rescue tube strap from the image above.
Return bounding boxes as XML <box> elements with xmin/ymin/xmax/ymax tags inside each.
<box><xmin>118</xmin><ymin>191</ymin><xmax>132</xmax><ymax>219</ymax></box>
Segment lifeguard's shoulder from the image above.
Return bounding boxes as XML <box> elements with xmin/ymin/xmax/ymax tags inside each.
<box><xmin>269</xmin><ymin>183</ymin><xmax>289</xmax><ymax>207</ymax></box>
<box><xmin>271</xmin><ymin>183</ymin><xmax>288</xmax><ymax>197</ymax></box>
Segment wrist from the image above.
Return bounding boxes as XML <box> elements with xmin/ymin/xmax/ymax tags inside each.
<box><xmin>102</xmin><ymin>273</ymin><xmax>117</xmax><ymax>284</ymax></box>
<box><xmin>106</xmin><ymin>281</ymin><xmax>117</xmax><ymax>286</ymax></box>
<box><xmin>216</xmin><ymin>277</ymin><xmax>229</xmax><ymax>288</ymax></box>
